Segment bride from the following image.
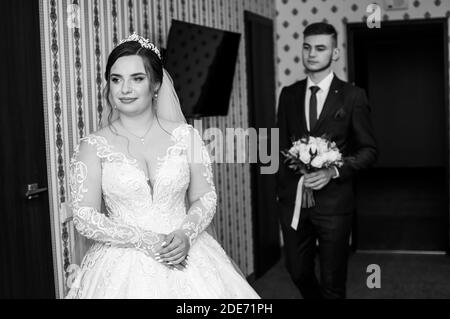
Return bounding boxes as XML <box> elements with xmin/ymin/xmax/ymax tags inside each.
<box><xmin>66</xmin><ymin>33</ymin><xmax>260</xmax><ymax>299</ymax></box>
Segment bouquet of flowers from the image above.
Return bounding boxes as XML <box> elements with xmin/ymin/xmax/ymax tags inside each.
<box><xmin>281</xmin><ymin>135</ymin><xmax>344</xmax><ymax>207</ymax></box>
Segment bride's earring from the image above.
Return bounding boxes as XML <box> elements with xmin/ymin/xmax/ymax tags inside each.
<box><xmin>153</xmin><ymin>93</ymin><xmax>158</xmax><ymax>101</ymax></box>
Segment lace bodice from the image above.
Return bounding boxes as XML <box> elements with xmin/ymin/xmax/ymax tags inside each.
<box><xmin>69</xmin><ymin>123</ymin><xmax>217</xmax><ymax>255</ymax></box>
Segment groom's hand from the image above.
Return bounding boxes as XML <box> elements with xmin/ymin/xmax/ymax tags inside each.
<box><xmin>304</xmin><ymin>168</ymin><xmax>336</xmax><ymax>190</ymax></box>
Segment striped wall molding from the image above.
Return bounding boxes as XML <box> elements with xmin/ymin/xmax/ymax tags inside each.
<box><xmin>39</xmin><ymin>0</ymin><xmax>275</xmax><ymax>298</ymax></box>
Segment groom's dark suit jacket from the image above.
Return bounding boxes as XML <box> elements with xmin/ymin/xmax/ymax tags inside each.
<box><xmin>276</xmin><ymin>75</ymin><xmax>377</xmax><ymax>225</ymax></box>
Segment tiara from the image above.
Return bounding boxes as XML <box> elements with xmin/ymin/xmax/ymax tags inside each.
<box><xmin>119</xmin><ymin>32</ymin><xmax>162</xmax><ymax>60</ymax></box>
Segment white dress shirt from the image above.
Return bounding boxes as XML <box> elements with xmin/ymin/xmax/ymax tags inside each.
<box><xmin>304</xmin><ymin>72</ymin><xmax>340</xmax><ymax>179</ymax></box>
<box><xmin>304</xmin><ymin>71</ymin><xmax>334</xmax><ymax>132</ymax></box>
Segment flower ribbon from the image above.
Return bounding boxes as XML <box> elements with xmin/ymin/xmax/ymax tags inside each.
<box><xmin>291</xmin><ymin>175</ymin><xmax>304</xmax><ymax>230</ymax></box>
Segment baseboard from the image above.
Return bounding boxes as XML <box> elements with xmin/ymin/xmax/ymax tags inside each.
<box><xmin>356</xmin><ymin>249</ymin><xmax>447</xmax><ymax>255</ymax></box>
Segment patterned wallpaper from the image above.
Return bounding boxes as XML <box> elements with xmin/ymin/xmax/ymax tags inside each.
<box><xmin>39</xmin><ymin>0</ymin><xmax>274</xmax><ymax>297</ymax></box>
<box><xmin>275</xmin><ymin>0</ymin><xmax>450</xmax><ymax>91</ymax></box>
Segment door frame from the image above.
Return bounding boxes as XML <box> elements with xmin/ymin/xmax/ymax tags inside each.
<box><xmin>346</xmin><ymin>18</ymin><xmax>450</xmax><ymax>253</ymax></box>
<box><xmin>244</xmin><ymin>10</ymin><xmax>281</xmax><ymax>279</ymax></box>
<box><xmin>38</xmin><ymin>0</ymin><xmax>68</xmax><ymax>298</ymax></box>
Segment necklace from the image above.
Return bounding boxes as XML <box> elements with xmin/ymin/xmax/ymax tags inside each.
<box><xmin>118</xmin><ymin>119</ymin><xmax>154</xmax><ymax>144</ymax></box>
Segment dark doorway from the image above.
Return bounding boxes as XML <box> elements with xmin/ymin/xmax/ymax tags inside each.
<box><xmin>0</xmin><ymin>0</ymin><xmax>55</xmax><ymax>297</ymax></box>
<box><xmin>347</xmin><ymin>19</ymin><xmax>449</xmax><ymax>252</ymax></box>
<box><xmin>244</xmin><ymin>11</ymin><xmax>280</xmax><ymax>278</ymax></box>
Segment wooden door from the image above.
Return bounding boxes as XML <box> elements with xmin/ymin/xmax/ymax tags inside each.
<box><xmin>0</xmin><ymin>0</ymin><xmax>55</xmax><ymax>298</ymax></box>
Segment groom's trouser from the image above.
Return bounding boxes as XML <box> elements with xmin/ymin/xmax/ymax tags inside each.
<box><xmin>281</xmin><ymin>207</ymin><xmax>353</xmax><ymax>299</ymax></box>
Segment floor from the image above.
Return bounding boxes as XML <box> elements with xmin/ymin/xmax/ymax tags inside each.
<box><xmin>354</xmin><ymin>167</ymin><xmax>448</xmax><ymax>251</ymax></box>
<box><xmin>251</xmin><ymin>251</ymin><xmax>450</xmax><ymax>299</ymax></box>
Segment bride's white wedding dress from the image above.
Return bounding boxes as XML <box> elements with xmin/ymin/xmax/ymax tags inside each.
<box><xmin>66</xmin><ymin>123</ymin><xmax>259</xmax><ymax>299</ymax></box>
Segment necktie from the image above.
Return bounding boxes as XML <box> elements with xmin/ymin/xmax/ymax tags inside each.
<box><xmin>309</xmin><ymin>86</ymin><xmax>320</xmax><ymax>132</ymax></box>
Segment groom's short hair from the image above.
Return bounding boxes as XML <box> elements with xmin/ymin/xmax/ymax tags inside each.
<box><xmin>303</xmin><ymin>22</ymin><xmax>338</xmax><ymax>47</ymax></box>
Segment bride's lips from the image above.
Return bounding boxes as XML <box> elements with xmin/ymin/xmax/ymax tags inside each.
<box><xmin>119</xmin><ymin>97</ymin><xmax>138</xmax><ymax>104</ymax></box>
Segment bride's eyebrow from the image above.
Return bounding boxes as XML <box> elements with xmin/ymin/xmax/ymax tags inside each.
<box><xmin>110</xmin><ymin>72</ymin><xmax>147</xmax><ymax>77</ymax></box>
<box><xmin>130</xmin><ymin>72</ymin><xmax>147</xmax><ymax>77</ymax></box>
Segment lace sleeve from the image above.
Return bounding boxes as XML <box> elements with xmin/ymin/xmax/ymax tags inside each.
<box><xmin>69</xmin><ymin>137</ymin><xmax>163</xmax><ymax>253</ymax></box>
<box><xmin>179</xmin><ymin>127</ymin><xmax>217</xmax><ymax>246</ymax></box>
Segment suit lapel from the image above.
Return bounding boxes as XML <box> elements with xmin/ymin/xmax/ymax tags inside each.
<box><xmin>312</xmin><ymin>76</ymin><xmax>344</xmax><ymax>134</ymax></box>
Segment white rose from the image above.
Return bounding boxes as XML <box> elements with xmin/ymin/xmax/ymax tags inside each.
<box><xmin>309</xmin><ymin>137</ymin><xmax>319</xmax><ymax>145</ymax></box>
<box><xmin>299</xmin><ymin>143</ymin><xmax>308</xmax><ymax>156</ymax></box>
<box><xmin>300</xmin><ymin>152</ymin><xmax>311</xmax><ymax>164</ymax></box>
<box><xmin>318</xmin><ymin>140</ymin><xmax>328</xmax><ymax>154</ymax></box>
<box><xmin>326</xmin><ymin>151</ymin><xmax>339</xmax><ymax>163</ymax></box>
<box><xmin>311</xmin><ymin>155</ymin><xmax>326</xmax><ymax>168</ymax></box>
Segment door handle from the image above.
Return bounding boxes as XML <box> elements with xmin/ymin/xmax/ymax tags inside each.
<box><xmin>25</xmin><ymin>183</ymin><xmax>48</xmax><ymax>200</ymax></box>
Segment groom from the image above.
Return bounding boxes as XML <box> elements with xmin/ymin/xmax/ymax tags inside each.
<box><xmin>276</xmin><ymin>23</ymin><xmax>377</xmax><ymax>299</ymax></box>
